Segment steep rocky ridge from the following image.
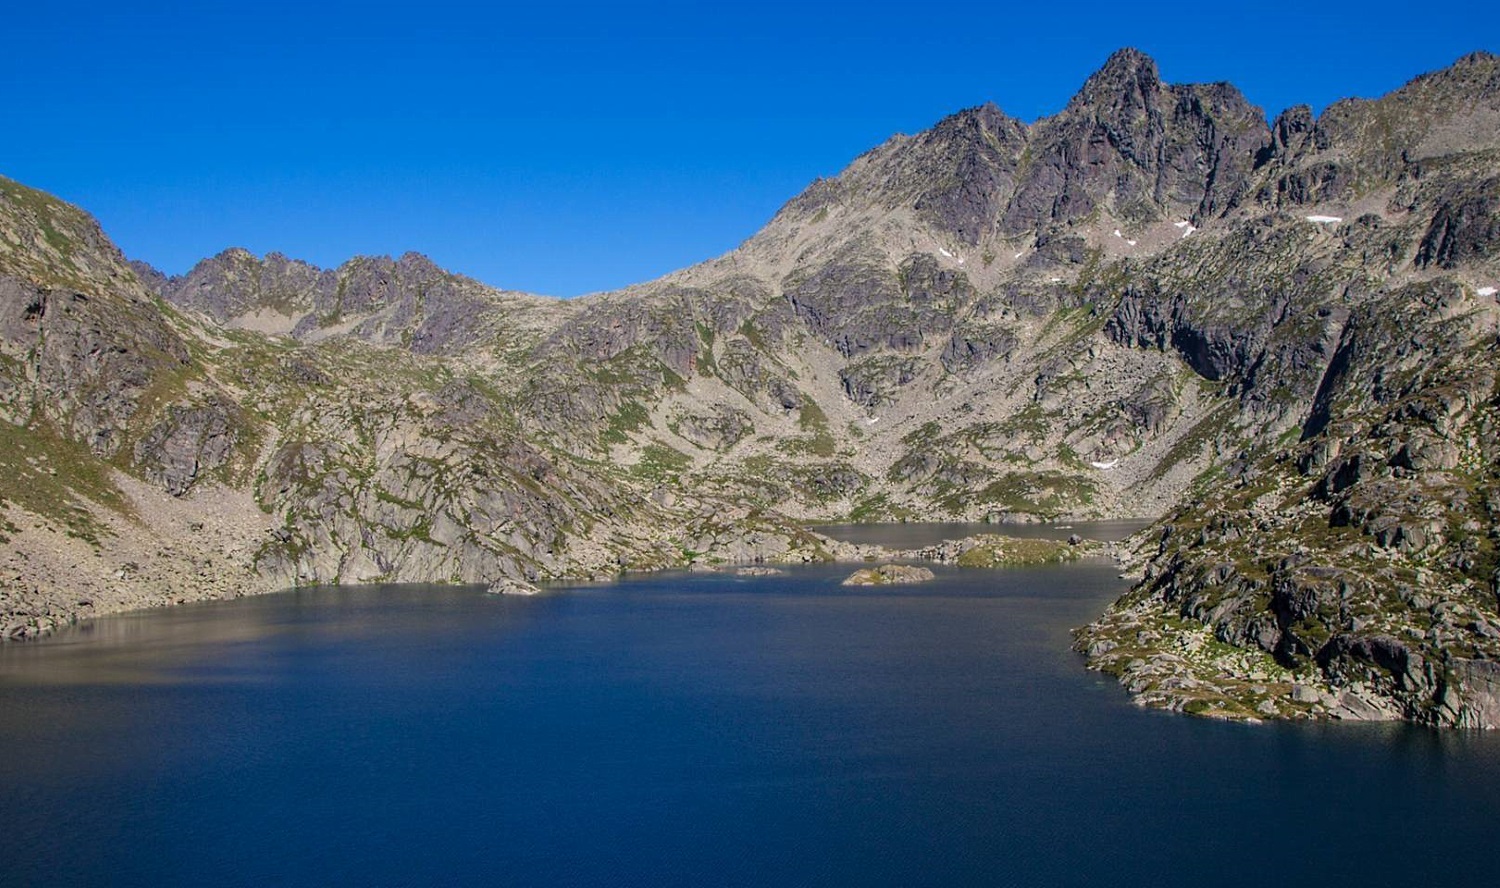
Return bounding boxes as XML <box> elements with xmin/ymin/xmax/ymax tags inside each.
<box><xmin>4</xmin><ymin>50</ymin><xmax>1500</xmax><ymax>728</ymax></box>
<box><xmin>146</xmin><ymin>248</ymin><xmax>574</xmax><ymax>364</ymax></box>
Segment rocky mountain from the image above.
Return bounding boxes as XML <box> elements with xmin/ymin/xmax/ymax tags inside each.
<box><xmin>3</xmin><ymin>49</ymin><xmax>1498</xmax><ymax>727</ymax></box>
<box><xmin>0</xmin><ymin>182</ymin><xmax>829</xmax><ymax>639</ymax></box>
<box><xmin>139</xmin><ymin>248</ymin><xmax>571</xmax><ymax>361</ymax></box>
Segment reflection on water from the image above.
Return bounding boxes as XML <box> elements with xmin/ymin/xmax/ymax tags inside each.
<box><xmin>813</xmin><ymin>519</ymin><xmax>1152</xmax><ymax>547</ymax></box>
<box><xmin>3</xmin><ymin>558</ymin><xmax>1500</xmax><ymax>887</ymax></box>
<box><xmin>0</xmin><ymin>585</ymin><xmax>511</xmax><ymax>686</ymax></box>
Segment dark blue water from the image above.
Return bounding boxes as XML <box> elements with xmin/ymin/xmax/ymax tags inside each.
<box><xmin>3</xmin><ymin>561</ymin><xmax>1499</xmax><ymax>887</ymax></box>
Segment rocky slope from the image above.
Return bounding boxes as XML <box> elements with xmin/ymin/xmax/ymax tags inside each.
<box><xmin>0</xmin><ymin>178</ymin><xmax>830</xmax><ymax>640</ymax></box>
<box><xmin>4</xmin><ymin>49</ymin><xmax>1499</xmax><ymax>727</ymax></box>
<box><xmin>1073</xmin><ymin>52</ymin><xmax>1500</xmax><ymax>727</ymax></box>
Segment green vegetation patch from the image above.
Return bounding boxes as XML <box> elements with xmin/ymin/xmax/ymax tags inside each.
<box><xmin>939</xmin><ymin>469</ymin><xmax>1096</xmax><ymax>516</ymax></box>
<box><xmin>847</xmin><ymin>493</ymin><xmax>918</xmax><ymax>523</ymax></box>
<box><xmin>997</xmin><ymin>403</ymin><xmax>1053</xmax><ymax>440</ymax></box>
<box><xmin>737</xmin><ymin>319</ymin><xmax>769</xmax><ymax>351</ymax></box>
<box><xmin>601</xmin><ymin>400</ymin><xmax>650</xmax><ymax>444</ymax></box>
<box><xmin>0</xmin><ymin>419</ymin><xmax>128</xmax><ymax>544</ymax></box>
<box><xmin>954</xmin><ymin>536</ymin><xmax>1080</xmax><ymax>567</ymax></box>
<box><xmin>630</xmin><ymin>443</ymin><xmax>692</xmax><ymax>484</ymax></box>
<box><xmin>0</xmin><ymin>176</ymin><xmax>97</xmax><ymax>289</ymax></box>
<box><xmin>902</xmin><ymin>420</ymin><xmax>942</xmax><ymax>447</ymax></box>
<box><xmin>794</xmin><ymin>401</ymin><xmax>837</xmax><ymax>457</ymax></box>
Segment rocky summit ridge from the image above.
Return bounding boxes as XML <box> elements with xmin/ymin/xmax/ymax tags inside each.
<box><xmin>3</xmin><ymin>49</ymin><xmax>1499</xmax><ymax>727</ymax></box>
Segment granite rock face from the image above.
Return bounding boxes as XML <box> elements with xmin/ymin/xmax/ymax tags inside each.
<box><xmin>4</xmin><ymin>51</ymin><xmax>1500</xmax><ymax>729</ymax></box>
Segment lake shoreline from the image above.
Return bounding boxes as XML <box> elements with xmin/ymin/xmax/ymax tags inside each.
<box><xmin>3</xmin><ymin>520</ymin><xmax>1140</xmax><ymax>643</ymax></box>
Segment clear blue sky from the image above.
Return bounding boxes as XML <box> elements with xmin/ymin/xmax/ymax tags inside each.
<box><xmin>3</xmin><ymin>1</ymin><xmax>1493</xmax><ymax>296</ymax></box>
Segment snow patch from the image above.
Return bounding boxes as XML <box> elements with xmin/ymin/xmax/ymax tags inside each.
<box><xmin>1090</xmin><ymin>459</ymin><xmax>1120</xmax><ymax>470</ymax></box>
<box><xmin>1112</xmin><ymin>229</ymin><xmax>1123</xmax><ymax>238</ymax></box>
<box><xmin>1013</xmin><ymin>251</ymin><xmax>1025</xmax><ymax>259</ymax></box>
<box><xmin>1049</xmin><ymin>277</ymin><xmax>1063</xmax><ymax>283</ymax></box>
<box><xmin>939</xmin><ymin>248</ymin><xmax>953</xmax><ymax>258</ymax></box>
<box><xmin>866</xmin><ymin>416</ymin><xmax>880</xmax><ymax>425</ymax></box>
<box><xmin>1174</xmin><ymin>221</ymin><xmax>1197</xmax><ymax>238</ymax></box>
<box><xmin>1306</xmin><ymin>215</ymin><xmax>1343</xmax><ymax>224</ymax></box>
<box><xmin>1478</xmin><ymin>286</ymin><xmax>1496</xmax><ymax>297</ymax></box>
<box><xmin>1126</xmin><ymin>239</ymin><xmax>1137</xmax><ymax>246</ymax></box>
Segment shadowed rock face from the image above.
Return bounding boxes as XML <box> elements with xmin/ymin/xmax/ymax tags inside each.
<box><xmin>6</xmin><ymin>50</ymin><xmax>1500</xmax><ymax>728</ymax></box>
<box><xmin>1416</xmin><ymin>177</ymin><xmax>1500</xmax><ymax>269</ymax></box>
<box><xmin>911</xmin><ymin>103</ymin><xmax>1029</xmax><ymax>245</ymax></box>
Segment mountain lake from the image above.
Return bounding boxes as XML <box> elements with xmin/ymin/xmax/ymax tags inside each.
<box><xmin>2</xmin><ymin>525</ymin><xmax>1498</xmax><ymax>886</ymax></box>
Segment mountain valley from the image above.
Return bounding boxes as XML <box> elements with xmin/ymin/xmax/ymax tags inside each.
<box><xmin>3</xmin><ymin>49</ymin><xmax>1498</xmax><ymax>726</ymax></box>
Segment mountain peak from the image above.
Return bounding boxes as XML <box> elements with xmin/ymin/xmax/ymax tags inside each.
<box><xmin>210</xmin><ymin>246</ymin><xmax>258</xmax><ymax>265</ymax></box>
<box><xmin>1069</xmin><ymin>47</ymin><xmax>1163</xmax><ymax>109</ymax></box>
<box><xmin>396</xmin><ymin>251</ymin><xmax>442</xmax><ymax>273</ymax></box>
<box><xmin>1453</xmin><ymin>49</ymin><xmax>1498</xmax><ymax>68</ymax></box>
<box><xmin>1100</xmin><ymin>46</ymin><xmax>1159</xmax><ymax>74</ymax></box>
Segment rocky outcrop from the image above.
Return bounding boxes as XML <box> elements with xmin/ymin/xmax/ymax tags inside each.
<box><xmin>133</xmin><ymin>399</ymin><xmax>241</xmax><ymax>496</ymax></box>
<box><xmin>842</xmin><ymin>564</ymin><xmax>936</xmax><ymax>586</ymax></box>
<box><xmin>910</xmin><ymin>103</ymin><xmax>1029</xmax><ymax>245</ymax></box>
<box><xmin>1079</xmin><ymin>277</ymin><xmax>1500</xmax><ymax>727</ymax></box>
<box><xmin>147</xmin><ymin>248</ymin><xmax>571</xmax><ymax>358</ymax></box>
<box><xmin>1416</xmin><ymin>177</ymin><xmax>1500</xmax><ymax>269</ymax></box>
<box><xmin>1004</xmin><ymin>49</ymin><xmax>1269</xmax><ymax>232</ymax></box>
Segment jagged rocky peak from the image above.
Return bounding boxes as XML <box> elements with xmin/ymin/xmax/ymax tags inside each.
<box><xmin>764</xmin><ymin>102</ymin><xmax>1028</xmax><ymax>245</ymax></box>
<box><xmin>1006</xmin><ymin>48</ymin><xmax>1269</xmax><ymax>232</ymax></box>
<box><xmin>755</xmin><ymin>48</ymin><xmax>1289</xmax><ymax>254</ymax></box>
<box><xmin>163</xmin><ymin>246</ymin><xmax>325</xmax><ymax>323</ymax></box>
<box><xmin>127</xmin><ymin>258</ymin><xmax>170</xmax><ymax>293</ymax></box>
<box><xmin>1262</xmin><ymin>49</ymin><xmax>1500</xmax><ymax>206</ymax></box>
<box><xmin>1268</xmin><ymin>104</ymin><xmax>1316</xmax><ymax>157</ymax></box>
<box><xmin>1064</xmin><ymin>46</ymin><xmax>1164</xmax><ymax>113</ymax></box>
<box><xmin>908</xmin><ymin>103</ymin><xmax>1028</xmax><ymax>245</ymax></box>
<box><xmin>163</xmin><ymin>248</ymin><xmax>458</xmax><ymax>320</ymax></box>
<box><xmin>143</xmin><ymin>244</ymin><xmax>573</xmax><ymax>358</ymax></box>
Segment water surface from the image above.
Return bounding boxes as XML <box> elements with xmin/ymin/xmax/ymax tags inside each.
<box><xmin>2</xmin><ymin>559</ymin><xmax>1496</xmax><ymax>886</ymax></box>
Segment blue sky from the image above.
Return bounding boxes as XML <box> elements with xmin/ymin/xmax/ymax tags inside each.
<box><xmin>3</xmin><ymin>1</ymin><xmax>1494</xmax><ymax>296</ymax></box>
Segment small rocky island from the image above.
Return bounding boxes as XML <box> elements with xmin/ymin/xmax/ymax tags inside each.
<box><xmin>841</xmin><ymin>564</ymin><xmax>937</xmax><ymax>586</ymax></box>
